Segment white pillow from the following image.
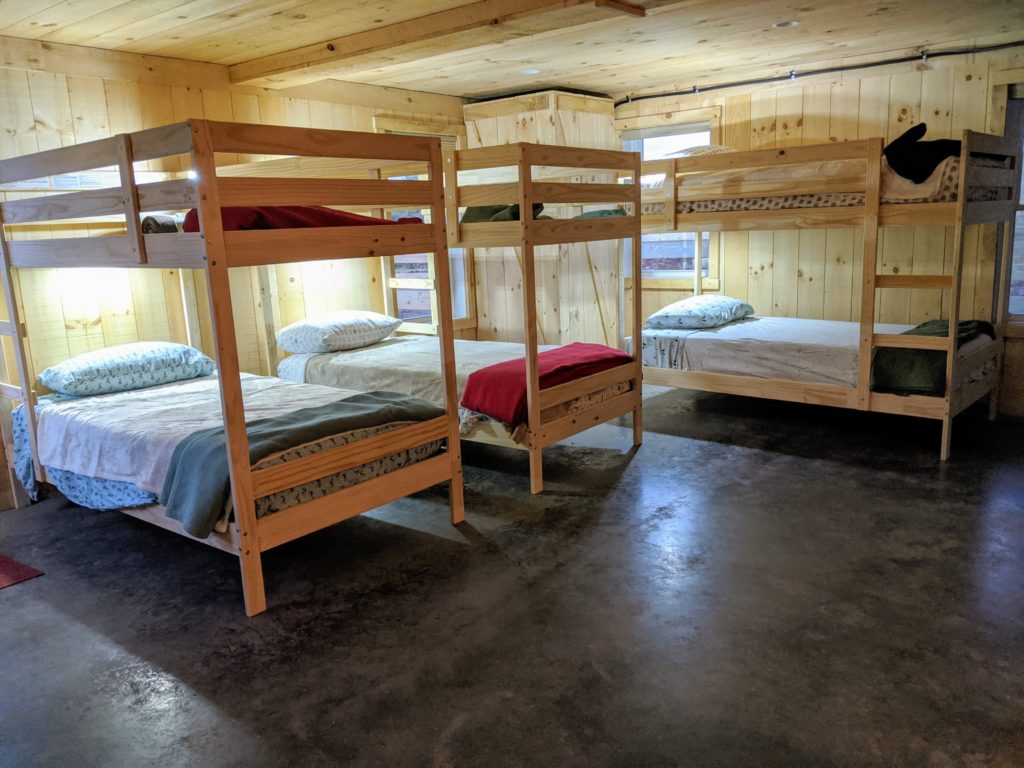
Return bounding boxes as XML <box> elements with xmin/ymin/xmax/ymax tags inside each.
<box><xmin>276</xmin><ymin>311</ymin><xmax>401</xmax><ymax>354</ymax></box>
<box><xmin>645</xmin><ymin>294</ymin><xmax>754</xmax><ymax>330</ymax></box>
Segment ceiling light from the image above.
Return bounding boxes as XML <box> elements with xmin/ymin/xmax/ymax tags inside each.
<box><xmin>521</xmin><ymin>68</ymin><xmax>541</xmax><ymax>75</ymax></box>
<box><xmin>773</xmin><ymin>20</ymin><xmax>799</xmax><ymax>28</ymax></box>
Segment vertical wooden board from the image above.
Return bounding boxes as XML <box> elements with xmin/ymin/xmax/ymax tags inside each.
<box><xmin>19</xmin><ymin>269</ymin><xmax>70</xmax><ymax>372</ymax></box>
<box><xmin>57</xmin><ymin>269</ymin><xmax>105</xmax><ymax>356</ymax></box>
<box><xmin>257</xmin><ymin>93</ymin><xmax>287</xmax><ymax>126</ymax></box>
<box><xmin>284</xmin><ymin>97</ymin><xmax>311</xmax><ymax>128</ymax></box>
<box><xmin>909</xmin><ymin>225</ymin><xmax>947</xmax><ymax>322</ymax></box>
<box><xmin>98</xmin><ymin>269</ymin><xmax>140</xmax><ymax>347</ymax></box>
<box><xmin>886</xmin><ymin>71</ymin><xmax>922</xmax><ymax>143</ymax></box>
<box><xmin>26</xmin><ymin>72</ymin><xmax>75</xmax><ymax>152</ymax></box>
<box><xmin>558</xmin><ymin>243</ymin><xmax>578</xmax><ymax>343</ymax></box>
<box><xmin>201</xmin><ymin>89</ymin><xmax>238</xmax><ymax>165</ymax></box>
<box><xmin>877</xmin><ymin>227</ymin><xmax>915</xmax><ymax>323</ymax></box>
<box><xmin>103</xmin><ymin>80</ymin><xmax>143</xmax><ymax>135</ymax></box>
<box><xmin>959</xmin><ymin>226</ymin><xmax>982</xmax><ymax>321</ymax></box>
<box><xmin>330</xmin><ymin>102</ymin><xmax>357</xmax><ymax>131</ymax></box>
<box><xmin>273</xmin><ymin>263</ymin><xmax>307</xmax><ymax>329</ymax></box>
<box><xmin>749</xmin><ymin>90</ymin><xmax>777</xmax><ymax>149</ymax></box>
<box><xmin>67</xmin><ymin>76</ymin><xmax>110</xmax><ymax>145</ymax></box>
<box><xmin>228</xmin><ymin>267</ymin><xmax>261</xmax><ymax>374</ymax></box>
<box><xmin>951</xmin><ymin>63</ymin><xmax>989</xmax><ymax>133</ymax></box>
<box><xmin>797</xmin><ymin>229</ymin><xmax>826</xmax><ymax>318</ymax></box>
<box><xmin>721</xmin><ymin>232</ymin><xmax>749</xmax><ymax>300</ymax></box>
<box><xmin>162</xmin><ymin>269</ymin><xmax>189</xmax><ymax>345</ymax></box>
<box><xmin>775</xmin><ymin>86</ymin><xmax>803</xmax><ymax>147</ymax></box>
<box><xmin>771</xmin><ymin>230</ymin><xmax>799</xmax><ymax>316</ymax></box>
<box><xmin>857</xmin><ymin>76</ymin><xmax>890</xmax><ymax>139</ymax></box>
<box><xmin>0</xmin><ymin>69</ymin><xmax>39</xmax><ymax>159</ymax></box>
<box><xmin>190</xmin><ymin>270</ymin><xmax>215</xmax><ymax>356</ymax></box>
<box><xmin>129</xmin><ymin>270</ymin><xmax>173</xmax><ymax>341</ymax></box>
<box><xmin>307</xmin><ymin>100</ymin><xmax>334</xmax><ymax>130</ymax></box>
<box><xmin>920</xmin><ymin>66</ymin><xmax>954</xmax><ymax>138</ymax></box>
<box><xmin>824</xmin><ymin>229</ymin><xmax>855</xmax><ymax>320</ymax></box>
<box><xmin>724</xmin><ymin>94</ymin><xmax>751</xmax><ymax>150</ymax></box>
<box><xmin>973</xmin><ymin>224</ymin><xmax>998</xmax><ymax>323</ymax></box>
<box><xmin>747</xmin><ymin>231</ymin><xmax>774</xmax><ymax>314</ymax></box>
<box><xmin>850</xmin><ymin>228</ymin><xmax>864</xmax><ymax>319</ymax></box>
<box><xmin>230</xmin><ymin>92</ymin><xmax>262</xmax><ymax>163</ymax></box>
<box><xmin>170</xmin><ymin>85</ymin><xmax>205</xmax><ymax>123</ymax></box>
<box><xmin>801</xmin><ymin>83</ymin><xmax>831</xmax><ymax>144</ymax></box>
<box><xmin>349</xmin><ymin>105</ymin><xmax>375</xmax><ymax>133</ymax></box>
<box><xmin>829</xmin><ymin>79</ymin><xmax>860</xmax><ymax>143</ymax></box>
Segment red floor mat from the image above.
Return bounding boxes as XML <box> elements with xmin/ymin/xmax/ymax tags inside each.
<box><xmin>0</xmin><ymin>555</ymin><xmax>43</xmax><ymax>589</ymax></box>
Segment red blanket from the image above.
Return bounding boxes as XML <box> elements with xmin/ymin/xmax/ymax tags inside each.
<box><xmin>182</xmin><ymin>205</ymin><xmax>421</xmax><ymax>232</ymax></box>
<box><xmin>460</xmin><ymin>342</ymin><xmax>633</xmax><ymax>426</ymax></box>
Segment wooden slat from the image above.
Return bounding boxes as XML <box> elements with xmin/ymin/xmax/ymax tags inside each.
<box><xmin>251</xmin><ymin>416</ymin><xmax>448</xmax><ymax>498</ymax></box>
<box><xmin>0</xmin><ymin>382</ymin><xmax>24</xmax><ymax>401</ymax></box>
<box><xmin>875</xmin><ymin>275</ymin><xmax>953</xmax><ymax>289</ymax></box>
<box><xmin>456</xmin><ymin>220</ymin><xmax>527</xmax><ymax>247</ymax></box>
<box><xmin>205</xmin><ymin>120</ymin><xmax>435</xmax><ymax>162</ymax></box>
<box><xmin>878</xmin><ymin>202</ymin><xmax>957</xmax><ymax>226</ymax></box>
<box><xmin>0</xmin><ymin>179</ymin><xmax>196</xmax><ymax>224</ymax></box>
<box><xmin>119</xmin><ymin>504</ymin><xmax>238</xmax><ymax>556</ymax></box>
<box><xmin>537</xmin><ymin>362</ymin><xmax>636</xmax><ymax>410</ymax></box>
<box><xmin>674</xmin><ymin>141</ymin><xmax>870</xmax><ymax>174</ymax></box>
<box><xmin>872</xmin><ymin>333</ymin><xmax>951</xmax><ymax>350</ymax></box>
<box><xmin>457</xmin><ymin>182</ymin><xmax>521</xmax><ymax>207</ymax></box>
<box><xmin>128</xmin><ymin>122</ymin><xmax>195</xmax><ymax>163</ymax></box>
<box><xmin>965</xmin><ymin>165</ymin><xmax>1016</xmax><ymax>188</ymax></box>
<box><xmin>0</xmin><ymin>320</ymin><xmax>23</xmax><ymax>337</ymax></box>
<box><xmin>524</xmin><ymin>144</ymin><xmax>638</xmax><ymax>171</ymax></box>
<box><xmin>223</xmin><ymin>224</ymin><xmax>436</xmax><ymax>267</ymax></box>
<box><xmin>7</xmin><ymin>234</ymin><xmax>206</xmax><ymax>268</ymax></box>
<box><xmin>963</xmin><ymin>129</ymin><xmax>1018</xmax><ymax>157</ymax></box>
<box><xmin>456</xmin><ymin>144</ymin><xmax>527</xmax><ymax>171</ymax></box>
<box><xmin>257</xmin><ymin>453</ymin><xmax>453</xmax><ymax>551</ymax></box>
<box><xmin>216</xmin><ymin>155</ymin><xmax>428</xmax><ymax>179</ymax></box>
<box><xmin>0</xmin><ymin>135</ymin><xmax>120</xmax><ymax>184</ymax></box>
<box><xmin>536</xmin><ymin>389</ymin><xmax>640</xmax><ymax>446</ymax></box>
<box><xmin>532</xmin><ymin>216</ymin><xmax>636</xmax><ymax>245</ymax></box>
<box><xmin>868</xmin><ymin>392</ymin><xmax>947</xmax><ymax>419</ymax></box>
<box><xmin>216</xmin><ymin>177</ymin><xmax>434</xmax><ymax>208</ymax></box>
<box><xmin>531</xmin><ymin>182</ymin><xmax>633</xmax><ymax>204</ymax></box>
<box><xmin>678</xmin><ymin>207</ymin><xmax>867</xmax><ymax>231</ymax></box>
<box><xmin>676</xmin><ymin>174</ymin><xmax>866</xmax><ymax>200</ymax></box>
<box><xmin>963</xmin><ymin>200</ymin><xmax>1019</xmax><ymax>226</ymax></box>
<box><xmin>643</xmin><ymin>365</ymin><xmax>859</xmax><ymax>409</ymax></box>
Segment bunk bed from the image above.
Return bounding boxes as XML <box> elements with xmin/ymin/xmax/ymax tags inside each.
<box><xmin>281</xmin><ymin>143</ymin><xmax>644</xmax><ymax>494</ymax></box>
<box><xmin>0</xmin><ymin>119</ymin><xmax>465</xmax><ymax>616</ymax></box>
<box><xmin>635</xmin><ymin>131</ymin><xmax>1021</xmax><ymax>459</ymax></box>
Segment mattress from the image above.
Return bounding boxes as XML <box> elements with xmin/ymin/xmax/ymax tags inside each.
<box><xmin>640</xmin><ymin>316</ymin><xmax>995</xmax><ymax>389</ymax></box>
<box><xmin>14</xmin><ymin>374</ymin><xmax>441</xmax><ymax>530</ymax></box>
<box><xmin>641</xmin><ymin>156</ymin><xmax>1004</xmax><ymax>217</ymax></box>
<box><xmin>278</xmin><ymin>336</ymin><xmax>632</xmax><ymax>433</ymax></box>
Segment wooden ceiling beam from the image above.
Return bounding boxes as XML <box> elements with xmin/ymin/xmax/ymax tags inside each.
<box><xmin>229</xmin><ymin>0</ymin><xmax>644</xmax><ymax>89</ymax></box>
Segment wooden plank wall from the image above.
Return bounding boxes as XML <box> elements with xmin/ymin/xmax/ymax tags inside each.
<box><xmin>465</xmin><ymin>92</ymin><xmax>621</xmax><ymax>347</ymax></box>
<box><xmin>0</xmin><ymin>36</ymin><xmax>466</xmax><ymax>382</ymax></box>
<box><xmin>615</xmin><ymin>50</ymin><xmax>1024</xmax><ymax>332</ymax></box>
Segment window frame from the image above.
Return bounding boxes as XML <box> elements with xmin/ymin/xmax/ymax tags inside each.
<box><xmin>1003</xmin><ymin>95</ymin><xmax>1024</xmax><ymax>332</ymax></box>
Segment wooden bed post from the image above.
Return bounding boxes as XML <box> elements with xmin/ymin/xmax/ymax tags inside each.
<box><xmin>428</xmin><ymin>139</ymin><xmax>464</xmax><ymax>524</ymax></box>
<box><xmin>855</xmin><ymin>138</ymin><xmax>883</xmax><ymax>410</ymax></box>
<box><xmin>190</xmin><ymin>119</ymin><xmax>267</xmax><ymax>616</ymax></box>
<box><xmin>518</xmin><ymin>144</ymin><xmax>544</xmax><ymax>493</ymax></box>
<box><xmin>630</xmin><ymin>151</ymin><xmax>644</xmax><ymax>448</ymax></box>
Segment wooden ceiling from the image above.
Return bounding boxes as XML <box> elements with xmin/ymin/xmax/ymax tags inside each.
<box><xmin>1</xmin><ymin>0</ymin><xmax>1022</xmax><ymax>100</ymax></box>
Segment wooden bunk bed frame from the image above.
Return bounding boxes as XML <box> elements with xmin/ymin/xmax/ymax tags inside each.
<box><xmin>637</xmin><ymin>130</ymin><xmax>1021</xmax><ymax>459</ymax></box>
<box><xmin>444</xmin><ymin>142</ymin><xmax>644</xmax><ymax>492</ymax></box>
<box><xmin>0</xmin><ymin>119</ymin><xmax>465</xmax><ymax>616</ymax></box>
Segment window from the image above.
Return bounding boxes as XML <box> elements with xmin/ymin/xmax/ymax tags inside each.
<box><xmin>1008</xmin><ymin>97</ymin><xmax>1024</xmax><ymax>318</ymax></box>
<box><xmin>623</xmin><ymin>121</ymin><xmax>713</xmax><ymax>278</ymax></box>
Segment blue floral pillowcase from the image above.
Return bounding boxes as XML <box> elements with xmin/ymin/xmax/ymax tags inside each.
<box><xmin>645</xmin><ymin>294</ymin><xmax>755</xmax><ymax>330</ymax></box>
<box><xmin>39</xmin><ymin>341</ymin><xmax>216</xmax><ymax>396</ymax></box>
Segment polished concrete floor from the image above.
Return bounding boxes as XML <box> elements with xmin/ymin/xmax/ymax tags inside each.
<box><xmin>1</xmin><ymin>386</ymin><xmax>1022</xmax><ymax>767</ymax></box>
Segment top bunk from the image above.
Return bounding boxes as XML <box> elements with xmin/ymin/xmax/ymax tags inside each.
<box><xmin>637</xmin><ymin>130</ymin><xmax>1020</xmax><ymax>233</ymax></box>
<box><xmin>443</xmin><ymin>142</ymin><xmax>641</xmax><ymax>248</ymax></box>
<box><xmin>0</xmin><ymin>119</ymin><xmax>448</xmax><ymax>271</ymax></box>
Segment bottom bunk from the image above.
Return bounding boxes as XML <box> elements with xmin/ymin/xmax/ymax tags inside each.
<box><xmin>277</xmin><ymin>335</ymin><xmax>643</xmax><ymax>492</ymax></box>
<box><xmin>638</xmin><ymin>315</ymin><xmax>1001</xmax><ymax>453</ymax></box>
<box><xmin>10</xmin><ymin>360</ymin><xmax>460</xmax><ymax>614</ymax></box>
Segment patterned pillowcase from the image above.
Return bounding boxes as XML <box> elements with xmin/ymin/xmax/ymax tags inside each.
<box><xmin>645</xmin><ymin>294</ymin><xmax>755</xmax><ymax>330</ymax></box>
<box><xmin>276</xmin><ymin>311</ymin><xmax>402</xmax><ymax>354</ymax></box>
<box><xmin>39</xmin><ymin>342</ymin><xmax>215</xmax><ymax>396</ymax></box>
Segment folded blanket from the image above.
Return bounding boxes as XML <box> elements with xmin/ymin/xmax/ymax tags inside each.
<box><xmin>871</xmin><ymin>319</ymin><xmax>995</xmax><ymax>397</ymax></box>
<box><xmin>159</xmin><ymin>391</ymin><xmax>444</xmax><ymax>538</ymax></box>
<box><xmin>460</xmin><ymin>342</ymin><xmax>633</xmax><ymax>426</ymax></box>
<box><xmin>182</xmin><ymin>205</ymin><xmax>421</xmax><ymax>232</ymax></box>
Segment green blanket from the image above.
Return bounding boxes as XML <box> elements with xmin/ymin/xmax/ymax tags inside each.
<box><xmin>871</xmin><ymin>319</ymin><xmax>995</xmax><ymax>397</ymax></box>
<box><xmin>159</xmin><ymin>391</ymin><xmax>444</xmax><ymax>538</ymax></box>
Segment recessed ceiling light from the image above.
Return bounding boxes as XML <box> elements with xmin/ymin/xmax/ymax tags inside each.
<box><xmin>773</xmin><ymin>20</ymin><xmax>799</xmax><ymax>28</ymax></box>
<box><xmin>521</xmin><ymin>68</ymin><xmax>542</xmax><ymax>75</ymax></box>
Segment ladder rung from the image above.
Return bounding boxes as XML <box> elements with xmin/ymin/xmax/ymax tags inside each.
<box><xmin>873</xmin><ymin>333</ymin><xmax>951</xmax><ymax>351</ymax></box>
<box><xmin>875</xmin><ymin>275</ymin><xmax>952</xmax><ymax>289</ymax></box>
<box><xmin>0</xmin><ymin>382</ymin><xmax>25</xmax><ymax>401</ymax></box>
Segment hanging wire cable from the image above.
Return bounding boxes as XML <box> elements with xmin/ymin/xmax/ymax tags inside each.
<box><xmin>614</xmin><ymin>39</ymin><xmax>1024</xmax><ymax>107</ymax></box>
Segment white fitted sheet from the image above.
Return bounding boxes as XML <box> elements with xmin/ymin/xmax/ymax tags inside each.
<box><xmin>640</xmin><ymin>316</ymin><xmax>994</xmax><ymax>388</ymax></box>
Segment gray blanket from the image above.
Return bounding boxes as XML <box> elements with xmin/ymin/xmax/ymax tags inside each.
<box><xmin>159</xmin><ymin>391</ymin><xmax>444</xmax><ymax>538</ymax></box>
